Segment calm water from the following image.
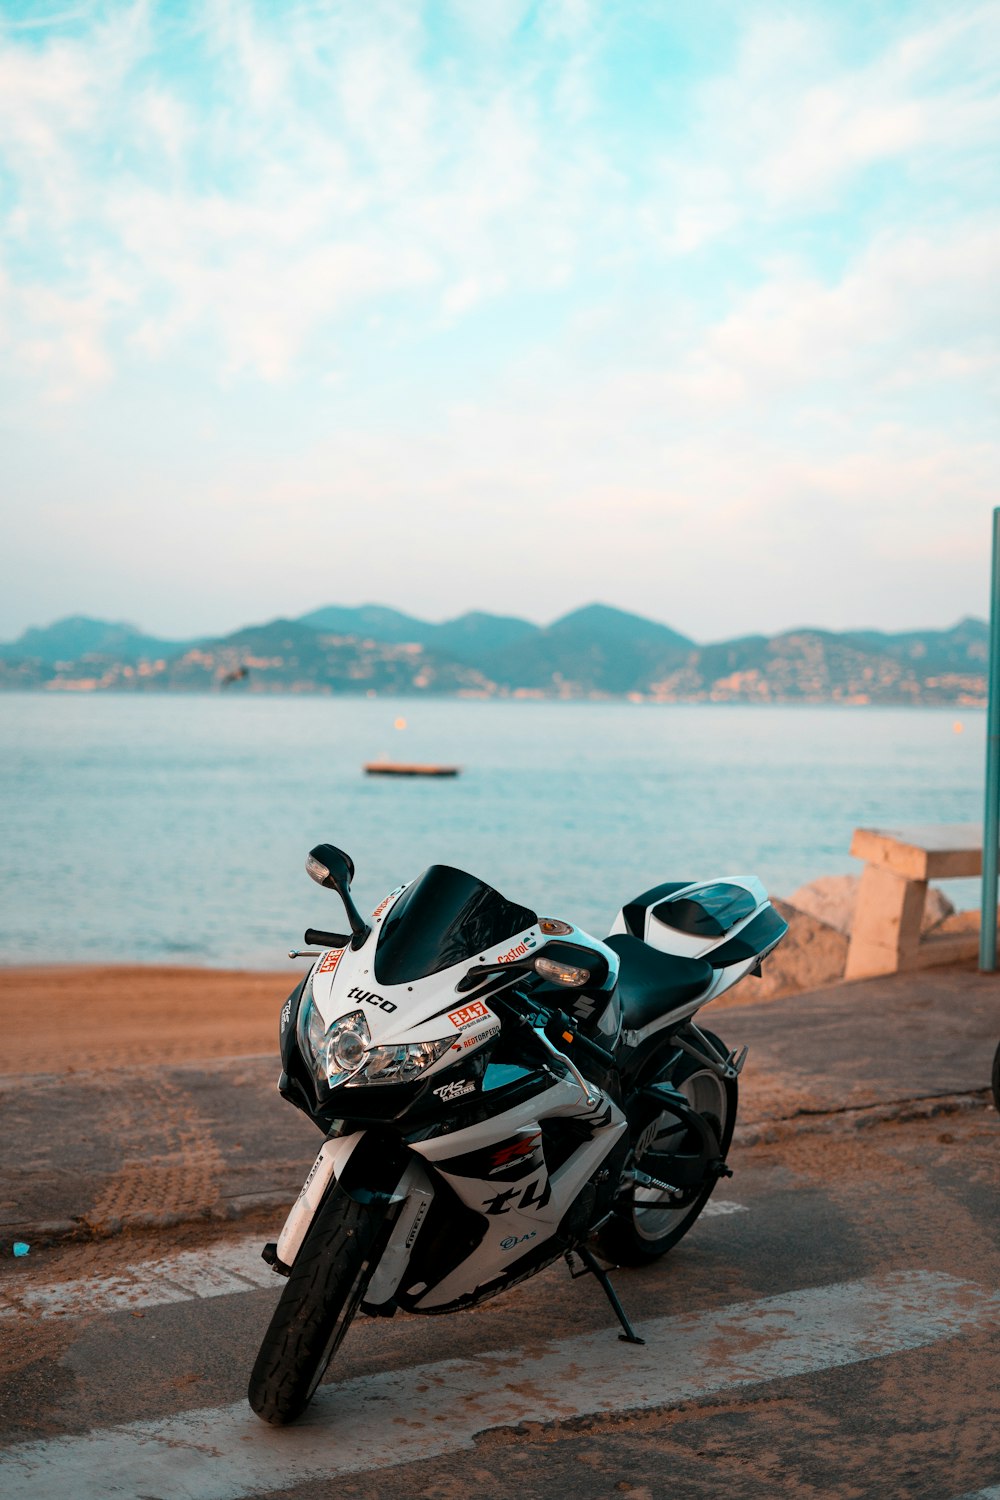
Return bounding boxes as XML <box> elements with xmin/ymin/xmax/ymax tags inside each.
<box><xmin>0</xmin><ymin>694</ymin><xmax>985</xmax><ymax>968</ymax></box>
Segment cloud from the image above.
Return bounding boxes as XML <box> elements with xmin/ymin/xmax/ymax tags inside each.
<box><xmin>672</xmin><ymin>222</ymin><xmax>1000</xmax><ymax>408</ymax></box>
<box><xmin>0</xmin><ymin>1</ymin><xmax>997</xmax><ymax>637</ymax></box>
<box><xmin>645</xmin><ymin>2</ymin><xmax>1000</xmax><ymax>251</ymax></box>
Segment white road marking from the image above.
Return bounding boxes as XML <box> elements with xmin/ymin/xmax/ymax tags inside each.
<box><xmin>0</xmin><ymin>1207</ymin><xmax>749</xmax><ymax>1321</ymax></box>
<box><xmin>0</xmin><ymin>1270</ymin><xmax>996</xmax><ymax>1499</ymax></box>
<box><xmin>0</xmin><ymin>1241</ymin><xmax>278</xmax><ymax>1320</ymax></box>
<box><xmin>954</xmin><ymin>1490</ymin><xmax>1000</xmax><ymax>1499</ymax></box>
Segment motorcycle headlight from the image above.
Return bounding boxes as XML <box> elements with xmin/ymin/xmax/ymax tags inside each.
<box><xmin>297</xmin><ymin>983</ymin><xmax>452</xmax><ymax>1089</ymax></box>
<box><xmin>348</xmin><ymin>1037</ymin><xmax>453</xmax><ymax>1087</ymax></box>
<box><xmin>298</xmin><ymin>994</ymin><xmax>371</xmax><ymax>1087</ymax></box>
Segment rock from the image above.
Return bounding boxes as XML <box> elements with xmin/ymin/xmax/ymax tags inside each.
<box><xmin>722</xmin><ymin>900</ymin><xmax>848</xmax><ymax>1006</ymax></box>
<box><xmin>787</xmin><ymin>874</ymin><xmax>954</xmax><ymax>936</ymax></box>
<box><xmin>785</xmin><ymin>875</ymin><xmax>857</xmax><ymax>936</ymax></box>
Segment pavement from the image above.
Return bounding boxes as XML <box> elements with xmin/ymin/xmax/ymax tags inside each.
<box><xmin>1</xmin><ymin>961</ymin><xmax>997</xmax><ymax>1250</ymax></box>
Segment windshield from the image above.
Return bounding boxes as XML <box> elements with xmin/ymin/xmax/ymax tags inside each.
<box><xmin>374</xmin><ymin>864</ymin><xmax>537</xmax><ymax>987</ymax></box>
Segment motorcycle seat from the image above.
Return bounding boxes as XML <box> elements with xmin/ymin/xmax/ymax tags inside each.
<box><xmin>604</xmin><ymin>933</ymin><xmax>713</xmax><ymax>1030</ymax></box>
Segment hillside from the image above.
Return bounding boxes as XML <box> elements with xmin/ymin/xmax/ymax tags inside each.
<box><xmin>0</xmin><ymin>606</ymin><xmax>988</xmax><ymax>704</ymax></box>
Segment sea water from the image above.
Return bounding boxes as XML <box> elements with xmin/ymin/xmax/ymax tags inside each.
<box><xmin>0</xmin><ymin>694</ymin><xmax>985</xmax><ymax>967</ymax></box>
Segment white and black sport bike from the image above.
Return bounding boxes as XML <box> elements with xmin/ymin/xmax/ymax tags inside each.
<box><xmin>248</xmin><ymin>845</ymin><xmax>787</xmax><ymax>1425</ymax></box>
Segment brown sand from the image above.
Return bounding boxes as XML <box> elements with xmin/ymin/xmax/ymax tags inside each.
<box><xmin>0</xmin><ymin>939</ymin><xmax>835</xmax><ymax>1080</ymax></box>
<box><xmin>0</xmin><ymin>965</ymin><xmax>294</xmax><ymax>1077</ymax></box>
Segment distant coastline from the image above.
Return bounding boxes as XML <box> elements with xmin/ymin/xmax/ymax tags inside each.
<box><xmin>0</xmin><ymin>604</ymin><xmax>988</xmax><ymax>707</ymax></box>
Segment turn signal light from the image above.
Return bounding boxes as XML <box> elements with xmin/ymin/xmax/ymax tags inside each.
<box><xmin>534</xmin><ymin>957</ymin><xmax>591</xmax><ymax>987</ymax></box>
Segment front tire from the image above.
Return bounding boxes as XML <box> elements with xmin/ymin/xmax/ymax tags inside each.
<box><xmin>598</xmin><ymin>1028</ymin><xmax>738</xmax><ymax>1267</ymax></box>
<box><xmin>248</xmin><ymin>1185</ymin><xmax>391</xmax><ymax>1425</ymax></box>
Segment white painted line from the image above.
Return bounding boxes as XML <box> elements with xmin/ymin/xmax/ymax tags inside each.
<box><xmin>1</xmin><ymin>1270</ymin><xmax>996</xmax><ymax>1499</ymax></box>
<box><xmin>0</xmin><ymin>1213</ymin><xmax>747</xmax><ymax>1323</ymax></box>
<box><xmin>0</xmin><ymin>1241</ymin><xmax>278</xmax><ymax>1321</ymax></box>
<box><xmin>953</xmin><ymin>1489</ymin><xmax>1000</xmax><ymax>1499</ymax></box>
<box><xmin>1</xmin><ymin>1207</ymin><xmax>749</xmax><ymax>1323</ymax></box>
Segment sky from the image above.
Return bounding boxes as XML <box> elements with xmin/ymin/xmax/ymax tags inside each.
<box><xmin>1</xmin><ymin>0</ymin><xmax>998</xmax><ymax>644</ymax></box>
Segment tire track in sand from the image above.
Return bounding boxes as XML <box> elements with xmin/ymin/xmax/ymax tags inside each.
<box><xmin>1</xmin><ymin>1073</ymin><xmax>225</xmax><ymax>1384</ymax></box>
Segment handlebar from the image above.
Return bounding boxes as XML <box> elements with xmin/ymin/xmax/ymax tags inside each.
<box><xmin>304</xmin><ymin>928</ymin><xmax>351</xmax><ymax>948</ymax></box>
<box><xmin>490</xmin><ymin>990</ymin><xmax>616</xmax><ymax>1073</ymax></box>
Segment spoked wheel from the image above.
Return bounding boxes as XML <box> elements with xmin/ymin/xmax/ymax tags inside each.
<box><xmin>248</xmin><ymin>1184</ymin><xmax>392</xmax><ymax>1425</ymax></box>
<box><xmin>598</xmin><ymin>1029</ymin><xmax>738</xmax><ymax>1267</ymax></box>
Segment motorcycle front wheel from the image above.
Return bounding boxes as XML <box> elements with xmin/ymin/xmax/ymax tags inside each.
<box><xmin>598</xmin><ymin>1028</ymin><xmax>738</xmax><ymax>1267</ymax></box>
<box><xmin>248</xmin><ymin>1183</ymin><xmax>391</xmax><ymax>1425</ymax></box>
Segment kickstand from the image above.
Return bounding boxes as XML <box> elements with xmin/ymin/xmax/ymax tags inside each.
<box><xmin>566</xmin><ymin>1246</ymin><xmax>646</xmax><ymax>1346</ymax></box>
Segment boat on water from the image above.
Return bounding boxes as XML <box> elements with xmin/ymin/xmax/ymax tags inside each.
<box><xmin>363</xmin><ymin>763</ymin><xmax>461</xmax><ymax>777</ymax></box>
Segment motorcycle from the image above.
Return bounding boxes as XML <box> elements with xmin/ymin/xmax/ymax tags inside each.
<box><xmin>248</xmin><ymin>845</ymin><xmax>788</xmax><ymax>1425</ymax></box>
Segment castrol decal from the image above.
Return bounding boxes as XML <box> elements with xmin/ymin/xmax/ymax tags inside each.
<box><xmin>497</xmin><ymin>935</ymin><xmax>535</xmax><ymax>963</ymax></box>
<box><xmin>317</xmin><ymin>947</ymin><xmax>345</xmax><ymax>975</ymax></box>
<box><xmin>448</xmin><ymin>1000</ymin><xmax>490</xmax><ymax>1029</ymax></box>
<box><xmin>372</xmin><ymin>885</ymin><xmax>405</xmax><ymax>921</ymax></box>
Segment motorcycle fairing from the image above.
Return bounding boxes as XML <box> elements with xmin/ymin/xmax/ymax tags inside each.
<box><xmin>399</xmin><ymin>1076</ymin><xmax>626</xmax><ymax>1310</ymax></box>
<box><xmin>609</xmin><ymin>875</ymin><xmax>788</xmax><ymax>1025</ymax></box>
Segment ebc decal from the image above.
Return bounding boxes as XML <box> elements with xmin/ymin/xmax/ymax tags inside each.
<box><xmin>318</xmin><ymin>947</ymin><xmax>346</xmax><ymax>975</ymax></box>
<box><xmin>347</xmin><ymin>986</ymin><xmax>397</xmax><ymax>1014</ymax></box>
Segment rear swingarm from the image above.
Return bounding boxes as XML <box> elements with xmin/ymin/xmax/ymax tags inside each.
<box><xmin>628</xmin><ymin>1080</ymin><xmax>733</xmax><ymax>1202</ymax></box>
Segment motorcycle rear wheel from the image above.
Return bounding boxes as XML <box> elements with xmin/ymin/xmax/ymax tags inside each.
<box><xmin>598</xmin><ymin>1029</ymin><xmax>738</xmax><ymax>1267</ymax></box>
<box><xmin>248</xmin><ymin>1184</ymin><xmax>391</xmax><ymax>1425</ymax></box>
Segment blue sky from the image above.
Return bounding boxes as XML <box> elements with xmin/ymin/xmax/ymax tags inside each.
<box><xmin>1</xmin><ymin>0</ymin><xmax>998</xmax><ymax>642</ymax></box>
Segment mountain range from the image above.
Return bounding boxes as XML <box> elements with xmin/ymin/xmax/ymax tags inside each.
<box><xmin>0</xmin><ymin>604</ymin><xmax>988</xmax><ymax>705</ymax></box>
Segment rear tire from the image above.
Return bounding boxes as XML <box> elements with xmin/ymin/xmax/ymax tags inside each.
<box><xmin>598</xmin><ymin>1028</ymin><xmax>738</xmax><ymax>1267</ymax></box>
<box><xmin>248</xmin><ymin>1185</ymin><xmax>391</xmax><ymax>1425</ymax></box>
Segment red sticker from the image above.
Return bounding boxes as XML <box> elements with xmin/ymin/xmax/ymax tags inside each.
<box><xmin>317</xmin><ymin>948</ymin><xmax>345</xmax><ymax>974</ymax></box>
<box><xmin>372</xmin><ymin>887</ymin><xmax>401</xmax><ymax>921</ymax></box>
<box><xmin>448</xmin><ymin>1001</ymin><xmax>490</xmax><ymax>1029</ymax></box>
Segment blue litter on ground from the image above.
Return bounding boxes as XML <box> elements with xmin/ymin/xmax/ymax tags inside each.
<box><xmin>13</xmin><ymin>1242</ymin><xmax>29</xmax><ymax>1257</ymax></box>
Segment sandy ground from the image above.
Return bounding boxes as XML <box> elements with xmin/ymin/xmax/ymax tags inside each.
<box><xmin>0</xmin><ymin>965</ymin><xmax>295</xmax><ymax>1077</ymax></box>
<box><xmin>0</xmin><ymin>956</ymin><xmax>812</xmax><ymax>1084</ymax></box>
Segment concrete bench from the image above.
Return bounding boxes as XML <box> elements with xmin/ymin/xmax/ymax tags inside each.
<box><xmin>845</xmin><ymin>823</ymin><xmax>983</xmax><ymax>979</ymax></box>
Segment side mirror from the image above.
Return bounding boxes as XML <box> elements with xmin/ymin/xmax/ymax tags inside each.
<box><xmin>306</xmin><ymin>844</ymin><xmax>355</xmax><ymax>891</ymax></box>
<box><xmin>306</xmin><ymin>844</ymin><xmax>370</xmax><ymax>949</ymax></box>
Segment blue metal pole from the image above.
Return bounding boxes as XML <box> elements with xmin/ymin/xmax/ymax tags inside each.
<box><xmin>980</xmin><ymin>506</ymin><xmax>1000</xmax><ymax>971</ymax></box>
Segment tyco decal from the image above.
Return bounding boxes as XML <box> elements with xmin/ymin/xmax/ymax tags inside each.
<box><xmin>347</xmin><ymin>986</ymin><xmax>397</xmax><ymax>1014</ymax></box>
<box><xmin>447</xmin><ymin>1001</ymin><xmax>490</xmax><ymax>1030</ymax></box>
